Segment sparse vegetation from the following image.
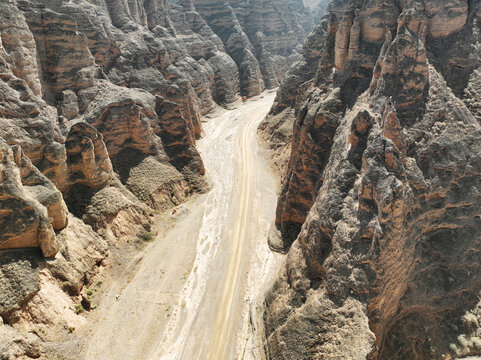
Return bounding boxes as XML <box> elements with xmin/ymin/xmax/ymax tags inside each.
<box><xmin>449</xmin><ymin>343</ymin><xmax>458</xmax><ymax>353</ymax></box>
<box><xmin>139</xmin><ymin>230</ymin><xmax>154</xmax><ymax>242</ymax></box>
<box><xmin>75</xmin><ymin>304</ymin><xmax>85</xmax><ymax>314</ymax></box>
<box><xmin>87</xmin><ymin>289</ymin><xmax>93</xmax><ymax>296</ymax></box>
<box><xmin>472</xmin><ymin>336</ymin><xmax>481</xmax><ymax>349</ymax></box>
<box><xmin>68</xmin><ymin>326</ymin><xmax>75</xmax><ymax>334</ymax></box>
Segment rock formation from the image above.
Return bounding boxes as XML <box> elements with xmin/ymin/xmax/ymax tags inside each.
<box><xmin>262</xmin><ymin>0</ymin><xmax>481</xmax><ymax>359</ymax></box>
<box><xmin>0</xmin><ymin>0</ymin><xmax>315</xmax><ymax>251</ymax></box>
<box><xmin>0</xmin><ymin>139</ymin><xmax>68</xmax><ymax>258</ymax></box>
<box><xmin>193</xmin><ymin>0</ymin><xmax>317</xmax><ymax>96</ymax></box>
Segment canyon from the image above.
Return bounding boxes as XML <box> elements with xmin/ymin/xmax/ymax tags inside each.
<box><xmin>0</xmin><ymin>0</ymin><xmax>313</xmax><ymax>358</ymax></box>
<box><xmin>2</xmin><ymin>0</ymin><xmax>481</xmax><ymax>359</ymax></box>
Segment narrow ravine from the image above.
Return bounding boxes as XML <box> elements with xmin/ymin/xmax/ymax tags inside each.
<box><xmin>83</xmin><ymin>92</ymin><xmax>280</xmax><ymax>360</ymax></box>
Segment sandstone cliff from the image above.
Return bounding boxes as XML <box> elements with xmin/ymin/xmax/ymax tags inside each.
<box><xmin>193</xmin><ymin>0</ymin><xmax>317</xmax><ymax>96</ymax></box>
<box><xmin>263</xmin><ymin>1</ymin><xmax>481</xmax><ymax>359</ymax></box>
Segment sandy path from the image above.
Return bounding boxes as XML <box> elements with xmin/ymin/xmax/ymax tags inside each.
<box><xmin>84</xmin><ymin>92</ymin><xmax>279</xmax><ymax>360</ymax></box>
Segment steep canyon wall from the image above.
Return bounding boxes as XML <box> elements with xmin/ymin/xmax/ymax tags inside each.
<box><xmin>261</xmin><ymin>0</ymin><xmax>481</xmax><ymax>359</ymax></box>
<box><xmin>193</xmin><ymin>0</ymin><xmax>317</xmax><ymax>96</ymax></box>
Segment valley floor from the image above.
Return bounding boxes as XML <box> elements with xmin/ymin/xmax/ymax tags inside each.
<box><xmin>79</xmin><ymin>92</ymin><xmax>281</xmax><ymax>360</ymax></box>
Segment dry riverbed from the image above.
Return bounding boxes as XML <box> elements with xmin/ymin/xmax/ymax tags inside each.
<box><xmin>67</xmin><ymin>92</ymin><xmax>281</xmax><ymax>360</ymax></box>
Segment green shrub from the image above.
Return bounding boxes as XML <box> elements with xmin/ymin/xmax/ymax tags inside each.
<box><xmin>472</xmin><ymin>336</ymin><xmax>481</xmax><ymax>349</ymax></box>
<box><xmin>75</xmin><ymin>304</ymin><xmax>84</xmax><ymax>314</ymax></box>
<box><xmin>139</xmin><ymin>230</ymin><xmax>154</xmax><ymax>242</ymax></box>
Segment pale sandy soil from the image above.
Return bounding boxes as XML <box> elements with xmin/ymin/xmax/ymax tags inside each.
<box><xmin>77</xmin><ymin>91</ymin><xmax>282</xmax><ymax>360</ymax></box>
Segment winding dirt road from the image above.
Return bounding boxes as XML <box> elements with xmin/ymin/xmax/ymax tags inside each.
<box><xmin>83</xmin><ymin>92</ymin><xmax>280</xmax><ymax>360</ymax></box>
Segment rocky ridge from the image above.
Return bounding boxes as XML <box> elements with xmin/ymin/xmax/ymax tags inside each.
<box><xmin>262</xmin><ymin>0</ymin><xmax>481</xmax><ymax>359</ymax></box>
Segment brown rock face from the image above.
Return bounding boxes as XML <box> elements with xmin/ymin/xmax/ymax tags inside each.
<box><xmin>0</xmin><ymin>138</ymin><xmax>68</xmax><ymax>258</ymax></box>
<box><xmin>264</xmin><ymin>0</ymin><xmax>481</xmax><ymax>359</ymax></box>
<box><xmin>0</xmin><ymin>1</ymin><xmax>42</xmax><ymax>97</ymax></box>
<box><xmin>155</xmin><ymin>96</ymin><xmax>205</xmax><ymax>175</ymax></box>
<box><xmin>192</xmin><ymin>0</ymin><xmax>265</xmax><ymax>97</ymax></box>
<box><xmin>261</xmin><ymin>0</ymin><xmax>480</xmax><ymax>250</ymax></box>
<box><xmin>0</xmin><ymin>0</ymin><xmax>228</xmax><ymax>255</ymax></box>
<box><xmin>84</xmin><ymin>84</ymin><xmax>162</xmax><ymax>159</ymax></box>
<box><xmin>258</xmin><ymin>14</ymin><xmax>338</xmax><ymax>183</ymax></box>
<box><xmin>65</xmin><ymin>122</ymin><xmax>113</xmax><ymax>190</ymax></box>
<box><xmin>271</xmin><ymin>88</ymin><xmax>343</xmax><ymax>250</ymax></box>
<box><xmin>21</xmin><ymin>5</ymin><xmax>97</xmax><ymax>104</ymax></box>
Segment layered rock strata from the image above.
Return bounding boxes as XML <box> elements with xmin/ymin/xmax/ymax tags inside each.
<box><xmin>0</xmin><ymin>138</ymin><xmax>68</xmax><ymax>258</ymax></box>
<box><xmin>263</xmin><ymin>1</ymin><xmax>481</xmax><ymax>359</ymax></box>
<box><xmin>193</xmin><ymin>0</ymin><xmax>317</xmax><ymax>96</ymax></box>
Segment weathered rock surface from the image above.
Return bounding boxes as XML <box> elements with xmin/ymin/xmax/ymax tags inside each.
<box><xmin>0</xmin><ymin>138</ymin><xmax>68</xmax><ymax>257</ymax></box>
<box><xmin>65</xmin><ymin>122</ymin><xmax>113</xmax><ymax>191</ymax></box>
<box><xmin>0</xmin><ymin>0</ymin><xmax>222</xmax><ymax>253</ymax></box>
<box><xmin>260</xmin><ymin>14</ymin><xmax>341</xmax><ymax>245</ymax></box>
<box><xmin>21</xmin><ymin>4</ymin><xmax>98</xmax><ymax>104</ymax></box>
<box><xmin>0</xmin><ymin>322</ymin><xmax>44</xmax><ymax>360</ymax></box>
<box><xmin>0</xmin><ymin>249</ymin><xmax>41</xmax><ymax>319</ymax></box>
<box><xmin>193</xmin><ymin>0</ymin><xmax>318</xmax><ymax>96</ymax></box>
<box><xmin>263</xmin><ymin>1</ymin><xmax>481</xmax><ymax>359</ymax></box>
<box><xmin>0</xmin><ymin>213</ymin><xmax>108</xmax><ymax>358</ymax></box>
<box><xmin>192</xmin><ymin>0</ymin><xmax>265</xmax><ymax>97</ymax></box>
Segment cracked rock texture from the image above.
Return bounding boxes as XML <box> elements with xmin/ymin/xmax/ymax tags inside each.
<box><xmin>263</xmin><ymin>0</ymin><xmax>481</xmax><ymax>359</ymax></box>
